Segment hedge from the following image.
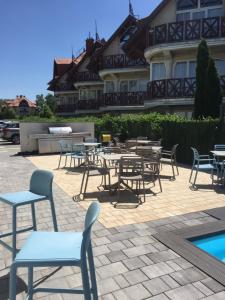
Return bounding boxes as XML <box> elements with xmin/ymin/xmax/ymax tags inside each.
<box><xmin>21</xmin><ymin>113</ymin><xmax>225</xmax><ymax>164</ymax></box>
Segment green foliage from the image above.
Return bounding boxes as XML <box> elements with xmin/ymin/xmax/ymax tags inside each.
<box><xmin>0</xmin><ymin>101</ymin><xmax>17</xmax><ymax>119</ymax></box>
<box><xmin>205</xmin><ymin>57</ymin><xmax>222</xmax><ymax>118</ymax></box>
<box><xmin>36</xmin><ymin>94</ymin><xmax>55</xmax><ymax>118</ymax></box>
<box><xmin>194</xmin><ymin>39</ymin><xmax>209</xmax><ymax>119</ymax></box>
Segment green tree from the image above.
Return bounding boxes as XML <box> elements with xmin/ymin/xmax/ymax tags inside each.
<box><xmin>39</xmin><ymin>103</ymin><xmax>53</xmax><ymax>118</ymax></box>
<box><xmin>45</xmin><ymin>93</ymin><xmax>56</xmax><ymax>113</ymax></box>
<box><xmin>35</xmin><ymin>94</ymin><xmax>45</xmax><ymax>110</ymax></box>
<box><xmin>194</xmin><ymin>40</ymin><xmax>209</xmax><ymax>119</ymax></box>
<box><xmin>205</xmin><ymin>57</ymin><xmax>222</xmax><ymax>118</ymax></box>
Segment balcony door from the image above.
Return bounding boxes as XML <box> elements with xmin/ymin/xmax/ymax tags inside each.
<box><xmin>152</xmin><ymin>63</ymin><xmax>166</xmax><ymax>81</ymax></box>
<box><xmin>174</xmin><ymin>61</ymin><xmax>196</xmax><ymax>78</ymax></box>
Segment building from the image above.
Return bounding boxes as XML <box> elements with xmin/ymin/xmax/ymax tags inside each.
<box><xmin>49</xmin><ymin>0</ymin><xmax>225</xmax><ymax>117</ymax></box>
<box><xmin>4</xmin><ymin>95</ymin><xmax>37</xmax><ymax>115</ymax></box>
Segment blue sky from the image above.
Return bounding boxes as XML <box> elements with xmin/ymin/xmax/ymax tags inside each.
<box><xmin>0</xmin><ymin>0</ymin><xmax>160</xmax><ymax>100</ymax></box>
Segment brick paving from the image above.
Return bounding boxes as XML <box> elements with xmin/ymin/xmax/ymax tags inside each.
<box><xmin>0</xmin><ymin>146</ymin><xmax>225</xmax><ymax>299</ymax></box>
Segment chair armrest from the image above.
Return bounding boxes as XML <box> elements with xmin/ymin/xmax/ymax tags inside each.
<box><xmin>199</xmin><ymin>155</ymin><xmax>210</xmax><ymax>158</ymax></box>
<box><xmin>197</xmin><ymin>158</ymin><xmax>214</xmax><ymax>163</ymax></box>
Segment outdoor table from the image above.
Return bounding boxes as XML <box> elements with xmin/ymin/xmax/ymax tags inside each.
<box><xmin>126</xmin><ymin>139</ymin><xmax>153</xmax><ymax>145</ymax></box>
<box><xmin>83</xmin><ymin>142</ymin><xmax>101</xmax><ymax>147</ymax></box>
<box><xmin>211</xmin><ymin>151</ymin><xmax>225</xmax><ymax>183</ymax></box>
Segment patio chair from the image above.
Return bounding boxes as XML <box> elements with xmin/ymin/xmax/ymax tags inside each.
<box><xmin>70</xmin><ymin>144</ymin><xmax>86</xmax><ymax>167</ymax></box>
<box><xmin>78</xmin><ymin>156</ymin><xmax>111</xmax><ymax>199</ymax></box>
<box><xmin>135</xmin><ymin>148</ymin><xmax>162</xmax><ymax>192</ymax></box>
<box><xmin>117</xmin><ymin>156</ymin><xmax>146</xmax><ymax>202</ymax></box>
<box><xmin>189</xmin><ymin>147</ymin><xmax>215</xmax><ymax>188</ymax></box>
<box><xmin>160</xmin><ymin>144</ymin><xmax>179</xmax><ymax>180</ymax></box>
<box><xmin>0</xmin><ymin>170</ymin><xmax>58</xmax><ymax>259</ymax></box>
<box><xmin>58</xmin><ymin>140</ymin><xmax>72</xmax><ymax>169</ymax></box>
<box><xmin>9</xmin><ymin>201</ymin><xmax>100</xmax><ymax>300</ymax></box>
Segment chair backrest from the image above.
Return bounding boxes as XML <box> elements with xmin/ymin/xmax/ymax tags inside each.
<box><xmin>191</xmin><ymin>147</ymin><xmax>199</xmax><ymax>161</ymax></box>
<box><xmin>135</xmin><ymin>147</ymin><xmax>153</xmax><ymax>160</ymax></box>
<box><xmin>171</xmin><ymin>144</ymin><xmax>179</xmax><ymax>155</ymax></box>
<box><xmin>119</xmin><ymin>156</ymin><xmax>144</xmax><ymax>176</ymax></box>
<box><xmin>30</xmin><ymin>170</ymin><xmax>53</xmax><ymax>198</ymax></box>
<box><xmin>58</xmin><ymin>140</ymin><xmax>71</xmax><ymax>153</ymax></box>
<box><xmin>82</xmin><ymin>202</ymin><xmax>100</xmax><ymax>253</ymax></box>
<box><xmin>72</xmin><ymin>144</ymin><xmax>85</xmax><ymax>154</ymax></box>
<box><xmin>214</xmin><ymin>144</ymin><xmax>225</xmax><ymax>151</ymax></box>
<box><xmin>85</xmin><ymin>137</ymin><xmax>97</xmax><ymax>143</ymax></box>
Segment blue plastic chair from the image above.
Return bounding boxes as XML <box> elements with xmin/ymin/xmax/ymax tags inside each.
<box><xmin>213</xmin><ymin>145</ymin><xmax>225</xmax><ymax>180</ymax></box>
<box><xmin>0</xmin><ymin>170</ymin><xmax>58</xmax><ymax>259</ymax></box>
<box><xmin>189</xmin><ymin>147</ymin><xmax>215</xmax><ymax>187</ymax></box>
<box><xmin>58</xmin><ymin>140</ymin><xmax>72</xmax><ymax>169</ymax></box>
<box><xmin>9</xmin><ymin>201</ymin><xmax>100</xmax><ymax>300</ymax></box>
<box><xmin>70</xmin><ymin>144</ymin><xmax>86</xmax><ymax>167</ymax></box>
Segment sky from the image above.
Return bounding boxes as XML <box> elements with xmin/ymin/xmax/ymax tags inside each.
<box><xmin>0</xmin><ymin>0</ymin><xmax>161</xmax><ymax>100</ymax></box>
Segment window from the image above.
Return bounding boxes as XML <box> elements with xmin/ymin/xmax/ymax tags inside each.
<box><xmin>129</xmin><ymin>80</ymin><xmax>138</xmax><ymax>92</ymax></box>
<box><xmin>120</xmin><ymin>26</ymin><xmax>138</xmax><ymax>46</ymax></box>
<box><xmin>80</xmin><ymin>89</ymin><xmax>88</xmax><ymax>100</ymax></box>
<box><xmin>177</xmin><ymin>0</ymin><xmax>198</xmax><ymax>11</ymax></box>
<box><xmin>189</xmin><ymin>61</ymin><xmax>197</xmax><ymax>77</ymax></box>
<box><xmin>120</xmin><ymin>81</ymin><xmax>129</xmax><ymax>92</ymax></box>
<box><xmin>89</xmin><ymin>90</ymin><xmax>96</xmax><ymax>100</ymax></box>
<box><xmin>176</xmin><ymin>12</ymin><xmax>191</xmax><ymax>21</ymax></box>
<box><xmin>215</xmin><ymin>59</ymin><xmax>225</xmax><ymax>75</ymax></box>
<box><xmin>105</xmin><ymin>81</ymin><xmax>115</xmax><ymax>93</ymax></box>
<box><xmin>201</xmin><ymin>0</ymin><xmax>223</xmax><ymax>7</ymax></box>
<box><xmin>174</xmin><ymin>62</ymin><xmax>188</xmax><ymax>78</ymax></box>
<box><xmin>152</xmin><ymin>63</ymin><xmax>166</xmax><ymax>80</ymax></box>
<box><xmin>174</xmin><ymin>61</ymin><xmax>197</xmax><ymax>78</ymax></box>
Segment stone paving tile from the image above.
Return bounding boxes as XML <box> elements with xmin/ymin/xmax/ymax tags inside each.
<box><xmin>165</xmin><ymin>283</ymin><xmax>205</xmax><ymax>299</ymax></box>
<box><xmin>1</xmin><ymin>147</ymin><xmax>225</xmax><ymax>300</ymax></box>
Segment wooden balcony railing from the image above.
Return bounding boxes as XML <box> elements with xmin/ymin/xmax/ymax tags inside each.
<box><xmin>100</xmin><ymin>54</ymin><xmax>148</xmax><ymax>69</ymax></box>
<box><xmin>77</xmin><ymin>99</ymin><xmax>100</xmax><ymax>110</ymax></box>
<box><xmin>148</xmin><ymin>76</ymin><xmax>225</xmax><ymax>99</ymax></box>
<box><xmin>75</xmin><ymin>72</ymin><xmax>101</xmax><ymax>82</ymax></box>
<box><xmin>148</xmin><ymin>16</ymin><xmax>225</xmax><ymax>46</ymax></box>
<box><xmin>101</xmin><ymin>92</ymin><xmax>146</xmax><ymax>106</ymax></box>
<box><xmin>56</xmin><ymin>104</ymin><xmax>77</xmax><ymax>113</ymax></box>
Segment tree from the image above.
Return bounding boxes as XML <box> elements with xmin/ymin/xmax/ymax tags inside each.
<box><xmin>39</xmin><ymin>103</ymin><xmax>53</xmax><ymax>118</ymax></box>
<box><xmin>205</xmin><ymin>57</ymin><xmax>222</xmax><ymax>118</ymax></box>
<box><xmin>45</xmin><ymin>93</ymin><xmax>56</xmax><ymax>113</ymax></box>
<box><xmin>36</xmin><ymin>94</ymin><xmax>45</xmax><ymax>109</ymax></box>
<box><xmin>194</xmin><ymin>40</ymin><xmax>209</xmax><ymax>119</ymax></box>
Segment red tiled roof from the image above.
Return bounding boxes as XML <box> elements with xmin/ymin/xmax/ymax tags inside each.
<box><xmin>5</xmin><ymin>96</ymin><xmax>36</xmax><ymax>108</ymax></box>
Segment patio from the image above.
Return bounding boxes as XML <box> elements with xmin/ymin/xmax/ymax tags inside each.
<box><xmin>1</xmin><ymin>147</ymin><xmax>225</xmax><ymax>299</ymax></box>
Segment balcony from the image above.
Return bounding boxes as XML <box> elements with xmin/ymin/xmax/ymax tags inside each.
<box><xmin>75</xmin><ymin>72</ymin><xmax>101</xmax><ymax>82</ymax></box>
<box><xmin>102</xmin><ymin>92</ymin><xmax>146</xmax><ymax>106</ymax></box>
<box><xmin>148</xmin><ymin>76</ymin><xmax>225</xmax><ymax>99</ymax></box>
<box><xmin>147</xmin><ymin>16</ymin><xmax>225</xmax><ymax>47</ymax></box>
<box><xmin>77</xmin><ymin>99</ymin><xmax>100</xmax><ymax>110</ymax></box>
<box><xmin>56</xmin><ymin>104</ymin><xmax>77</xmax><ymax>113</ymax></box>
<box><xmin>100</xmin><ymin>54</ymin><xmax>148</xmax><ymax>69</ymax></box>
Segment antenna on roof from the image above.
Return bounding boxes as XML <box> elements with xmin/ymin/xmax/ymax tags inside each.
<box><xmin>95</xmin><ymin>20</ymin><xmax>100</xmax><ymax>41</ymax></box>
<box><xmin>129</xmin><ymin>0</ymin><xmax>134</xmax><ymax>17</ymax></box>
<box><xmin>71</xmin><ymin>45</ymin><xmax>75</xmax><ymax>61</ymax></box>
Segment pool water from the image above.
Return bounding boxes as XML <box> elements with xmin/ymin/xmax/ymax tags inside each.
<box><xmin>191</xmin><ymin>232</ymin><xmax>225</xmax><ymax>262</ymax></box>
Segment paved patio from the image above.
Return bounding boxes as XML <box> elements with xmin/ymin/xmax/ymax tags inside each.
<box><xmin>1</xmin><ymin>147</ymin><xmax>225</xmax><ymax>299</ymax></box>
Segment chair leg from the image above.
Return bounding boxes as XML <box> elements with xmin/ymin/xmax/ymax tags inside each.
<box><xmin>27</xmin><ymin>267</ymin><xmax>33</xmax><ymax>300</ymax></box>
<box><xmin>81</xmin><ymin>255</ymin><xmax>92</xmax><ymax>300</ymax></box>
<box><xmin>49</xmin><ymin>199</ymin><xmax>58</xmax><ymax>231</ymax></box>
<box><xmin>58</xmin><ymin>155</ymin><xmax>62</xmax><ymax>169</ymax></box>
<box><xmin>171</xmin><ymin>163</ymin><xmax>175</xmax><ymax>180</ymax></box>
<box><xmin>83</xmin><ymin>173</ymin><xmax>89</xmax><ymax>195</ymax></box>
<box><xmin>87</xmin><ymin>245</ymin><xmax>98</xmax><ymax>300</ymax></box>
<box><xmin>31</xmin><ymin>203</ymin><xmax>37</xmax><ymax>231</ymax></box>
<box><xmin>189</xmin><ymin>166</ymin><xmax>194</xmax><ymax>183</ymax></box>
<box><xmin>9</xmin><ymin>263</ymin><xmax>17</xmax><ymax>300</ymax></box>
<box><xmin>80</xmin><ymin>171</ymin><xmax>86</xmax><ymax>194</ymax></box>
<box><xmin>158</xmin><ymin>175</ymin><xmax>162</xmax><ymax>192</ymax></box>
<box><xmin>193</xmin><ymin>170</ymin><xmax>198</xmax><ymax>186</ymax></box>
<box><xmin>12</xmin><ymin>206</ymin><xmax>17</xmax><ymax>259</ymax></box>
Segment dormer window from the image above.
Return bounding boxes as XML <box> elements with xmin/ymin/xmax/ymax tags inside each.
<box><xmin>177</xmin><ymin>0</ymin><xmax>198</xmax><ymax>10</ymax></box>
<box><xmin>120</xmin><ymin>26</ymin><xmax>137</xmax><ymax>46</ymax></box>
<box><xmin>201</xmin><ymin>0</ymin><xmax>223</xmax><ymax>7</ymax></box>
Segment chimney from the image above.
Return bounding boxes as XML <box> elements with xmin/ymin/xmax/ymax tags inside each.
<box><xmin>86</xmin><ymin>37</ymin><xmax>94</xmax><ymax>54</ymax></box>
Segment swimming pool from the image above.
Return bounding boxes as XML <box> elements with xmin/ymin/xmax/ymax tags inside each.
<box><xmin>191</xmin><ymin>232</ymin><xmax>225</xmax><ymax>262</ymax></box>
